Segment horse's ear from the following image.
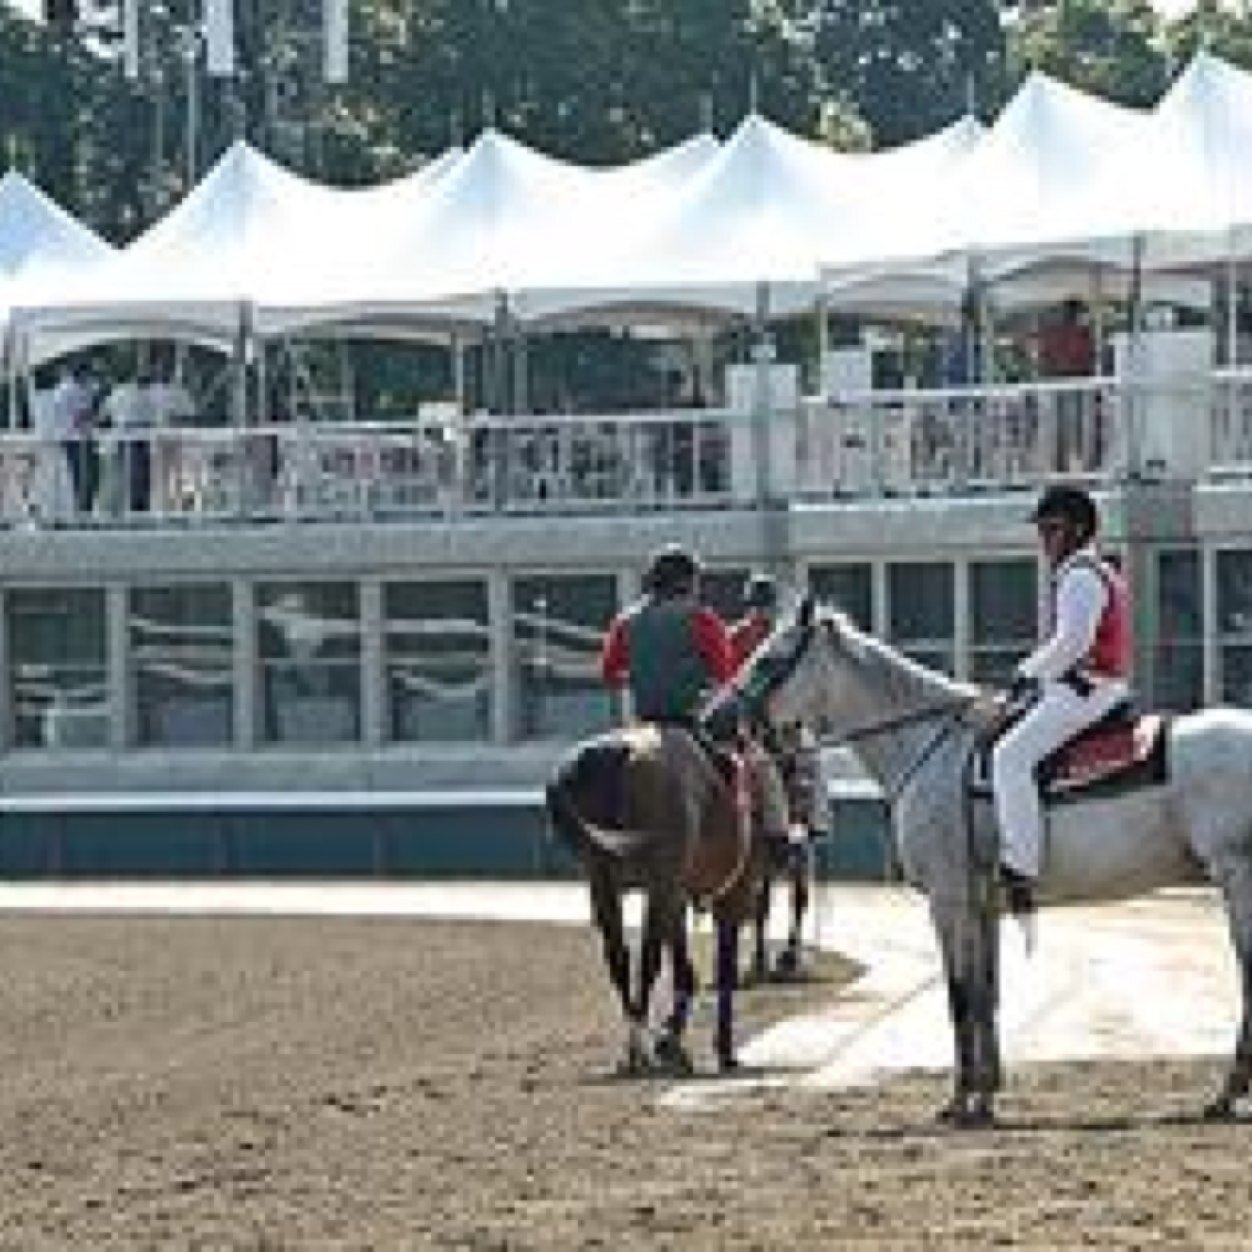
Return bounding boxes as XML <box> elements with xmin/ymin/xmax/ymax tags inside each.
<box><xmin>799</xmin><ymin>592</ymin><xmax>816</xmax><ymax>630</ymax></box>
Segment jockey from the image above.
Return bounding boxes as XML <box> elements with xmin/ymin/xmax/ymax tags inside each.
<box><xmin>729</xmin><ymin>572</ymin><xmax>779</xmax><ymax>671</ymax></box>
<box><xmin>992</xmin><ymin>484</ymin><xmax>1132</xmax><ymax>914</ymax></box>
<box><xmin>600</xmin><ymin>543</ymin><xmax>734</xmax><ymax>726</ymax></box>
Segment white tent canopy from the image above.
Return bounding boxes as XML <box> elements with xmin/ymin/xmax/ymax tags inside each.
<box><xmin>822</xmin><ymin>55</ymin><xmax>1252</xmax><ymax>316</ymax></box>
<box><xmin>823</xmin><ymin>72</ymin><xmax>1162</xmax><ymax>316</ymax></box>
<box><xmin>15</xmin><ymin>53</ymin><xmax>1252</xmax><ymax>359</ymax></box>
<box><xmin>264</xmin><ymin>130</ymin><xmax>727</xmax><ymax>334</ymax></box>
<box><xmin>513</xmin><ymin>112</ymin><xmax>984</xmax><ymax>326</ymax></box>
<box><xmin>17</xmin><ymin>141</ymin><xmax>468</xmax><ymax>351</ymax></box>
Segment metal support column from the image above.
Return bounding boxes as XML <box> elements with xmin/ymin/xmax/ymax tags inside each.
<box><xmin>360</xmin><ymin>578</ymin><xmax>385</xmax><ymax>747</ymax></box>
<box><xmin>233</xmin><ymin>577</ymin><xmax>257</xmax><ymax>750</ymax></box>
<box><xmin>107</xmin><ymin>585</ymin><xmax>132</xmax><ymax>750</ymax></box>
<box><xmin>488</xmin><ymin>569</ymin><xmax>512</xmax><ymax>745</ymax></box>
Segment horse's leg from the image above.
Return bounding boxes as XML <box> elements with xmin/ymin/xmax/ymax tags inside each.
<box><xmin>632</xmin><ymin>886</ymin><xmax>672</xmax><ymax>1066</ymax></box>
<box><xmin>751</xmin><ymin>861</ymin><xmax>772</xmax><ymax>981</ymax></box>
<box><xmin>777</xmin><ymin>846</ymin><xmax>810</xmax><ymax>975</ymax></box>
<box><xmin>1205</xmin><ymin>860</ymin><xmax>1252</xmax><ymax>1120</ymax></box>
<box><xmin>967</xmin><ymin>875</ymin><xmax>1003</xmax><ymax>1114</ymax></box>
<box><xmin>589</xmin><ymin>863</ymin><xmax>640</xmax><ymax>1073</ymax></box>
<box><xmin>655</xmin><ymin>905</ymin><xmax>697</xmax><ymax>1076</ymax></box>
<box><xmin>714</xmin><ymin>917</ymin><xmax>741</xmax><ymax>1071</ymax></box>
<box><xmin>933</xmin><ymin>896</ymin><xmax>995</xmax><ymax>1127</ymax></box>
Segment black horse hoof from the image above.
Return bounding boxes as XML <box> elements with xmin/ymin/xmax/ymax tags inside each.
<box><xmin>653</xmin><ymin>1032</ymin><xmax>695</xmax><ymax>1077</ymax></box>
<box><xmin>773</xmin><ymin>946</ymin><xmax>801</xmax><ymax>979</ymax></box>
<box><xmin>717</xmin><ymin>1050</ymin><xmax>741</xmax><ymax>1074</ymax></box>
<box><xmin>937</xmin><ymin>1098</ymin><xmax>994</xmax><ymax>1129</ymax></box>
<box><xmin>1202</xmin><ymin>1096</ymin><xmax>1235</xmax><ymax>1122</ymax></box>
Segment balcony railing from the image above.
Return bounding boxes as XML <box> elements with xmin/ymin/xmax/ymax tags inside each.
<box><xmin>1</xmin><ymin>370</ymin><xmax>1245</xmax><ymax>528</ymax></box>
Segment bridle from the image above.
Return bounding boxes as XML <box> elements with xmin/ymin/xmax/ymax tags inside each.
<box><xmin>727</xmin><ymin>604</ymin><xmax>975</xmax><ymax>807</ymax></box>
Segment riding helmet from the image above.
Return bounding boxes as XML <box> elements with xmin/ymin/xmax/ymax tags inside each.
<box><xmin>644</xmin><ymin>543</ymin><xmax>701</xmax><ymax>596</ymax></box>
<box><xmin>1029</xmin><ymin>483</ymin><xmax>1098</xmax><ymax>540</ymax></box>
<box><xmin>743</xmin><ymin>572</ymin><xmax>779</xmax><ymax>612</ymax></box>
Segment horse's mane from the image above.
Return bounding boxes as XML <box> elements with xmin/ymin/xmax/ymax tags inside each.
<box><xmin>816</xmin><ymin>604</ymin><xmax>976</xmax><ymax>705</ymax></box>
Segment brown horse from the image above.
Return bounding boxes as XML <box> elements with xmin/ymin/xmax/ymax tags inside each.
<box><xmin>546</xmin><ymin>723</ymin><xmax>787</xmax><ymax>1074</ymax></box>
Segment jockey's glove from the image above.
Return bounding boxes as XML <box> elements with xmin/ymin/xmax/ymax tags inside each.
<box><xmin>1007</xmin><ymin>671</ymin><xmax>1040</xmax><ymax>704</ymax></box>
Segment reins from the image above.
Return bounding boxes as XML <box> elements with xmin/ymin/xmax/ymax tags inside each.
<box><xmin>815</xmin><ymin>699</ymin><xmax>975</xmax><ymax>807</ymax></box>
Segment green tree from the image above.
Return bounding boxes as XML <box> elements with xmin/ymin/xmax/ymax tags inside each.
<box><xmin>1166</xmin><ymin>0</ymin><xmax>1252</xmax><ymax>73</ymax></box>
<box><xmin>1006</xmin><ymin>0</ymin><xmax>1168</xmax><ymax>107</ymax></box>
<box><xmin>809</xmin><ymin>0</ymin><xmax>1006</xmax><ymax>145</ymax></box>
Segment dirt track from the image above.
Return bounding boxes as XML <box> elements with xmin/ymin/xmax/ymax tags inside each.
<box><xmin>0</xmin><ymin>912</ymin><xmax>1248</xmax><ymax>1249</ymax></box>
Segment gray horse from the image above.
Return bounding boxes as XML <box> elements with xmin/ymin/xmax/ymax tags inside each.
<box><xmin>705</xmin><ymin>597</ymin><xmax>1252</xmax><ymax>1125</ymax></box>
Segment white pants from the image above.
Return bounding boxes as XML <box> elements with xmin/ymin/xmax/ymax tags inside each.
<box><xmin>991</xmin><ymin>677</ymin><xmax>1130</xmax><ymax>879</ymax></box>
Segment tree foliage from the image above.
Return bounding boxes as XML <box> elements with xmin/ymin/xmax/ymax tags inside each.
<box><xmin>809</xmin><ymin>0</ymin><xmax>1007</xmax><ymax>143</ymax></box>
<box><xmin>1005</xmin><ymin>0</ymin><xmax>1168</xmax><ymax>107</ymax></box>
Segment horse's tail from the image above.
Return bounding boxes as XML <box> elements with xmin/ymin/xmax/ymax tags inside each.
<box><xmin>546</xmin><ymin>741</ymin><xmax>653</xmax><ymax>861</ymax></box>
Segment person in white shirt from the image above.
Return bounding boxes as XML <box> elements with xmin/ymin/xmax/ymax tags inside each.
<box><xmin>991</xmin><ymin>484</ymin><xmax>1132</xmax><ymax>915</ymax></box>
<box><xmin>144</xmin><ymin>373</ymin><xmax>194</xmax><ymax>513</ymax></box>
<box><xmin>102</xmin><ymin>370</ymin><xmax>157</xmax><ymax>512</ymax></box>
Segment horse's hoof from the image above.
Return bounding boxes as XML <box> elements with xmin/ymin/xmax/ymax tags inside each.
<box><xmin>653</xmin><ymin>1032</ymin><xmax>695</xmax><ymax>1077</ymax></box>
<box><xmin>1202</xmin><ymin>1096</ymin><xmax>1235</xmax><ymax>1122</ymax></box>
<box><xmin>717</xmin><ymin>1051</ymin><xmax>741</xmax><ymax>1074</ymax></box>
<box><xmin>937</xmin><ymin>1099</ymin><xmax>994</xmax><ymax>1129</ymax></box>
<box><xmin>773</xmin><ymin>947</ymin><xmax>801</xmax><ymax>979</ymax></box>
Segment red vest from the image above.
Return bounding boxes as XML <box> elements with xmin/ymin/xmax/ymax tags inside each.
<box><xmin>1063</xmin><ymin>555</ymin><xmax>1132</xmax><ymax>679</ymax></box>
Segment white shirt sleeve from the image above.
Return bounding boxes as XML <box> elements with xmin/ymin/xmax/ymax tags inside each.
<box><xmin>1018</xmin><ymin>562</ymin><xmax>1108</xmax><ymax>684</ymax></box>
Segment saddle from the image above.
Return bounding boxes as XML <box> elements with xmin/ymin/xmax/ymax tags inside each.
<box><xmin>973</xmin><ymin>704</ymin><xmax>1170</xmax><ymax>804</ymax></box>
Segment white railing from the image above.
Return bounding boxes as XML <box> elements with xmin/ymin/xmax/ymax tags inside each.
<box><xmin>1210</xmin><ymin>368</ymin><xmax>1252</xmax><ymax>475</ymax></box>
<box><xmin>794</xmin><ymin>378</ymin><xmax>1124</xmax><ymax>497</ymax></box>
<box><xmin>1</xmin><ymin>372</ymin><xmax>1248</xmax><ymax>529</ymax></box>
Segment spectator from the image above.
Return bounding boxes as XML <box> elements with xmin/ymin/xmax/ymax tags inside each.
<box><xmin>102</xmin><ymin>368</ymin><xmax>157</xmax><ymax>513</ymax></box>
<box><xmin>1038</xmin><ymin>299</ymin><xmax>1097</xmax><ymax>471</ymax></box>
<box><xmin>49</xmin><ymin>360</ymin><xmax>99</xmax><ymax>516</ymax></box>
<box><xmin>145</xmin><ymin>368</ymin><xmax>195</xmax><ymax>513</ymax></box>
<box><xmin>1038</xmin><ymin>299</ymin><xmax>1095</xmax><ymax>379</ymax></box>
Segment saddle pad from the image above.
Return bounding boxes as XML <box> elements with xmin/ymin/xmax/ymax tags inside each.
<box><xmin>968</xmin><ymin>714</ymin><xmax>1170</xmax><ymax>803</ymax></box>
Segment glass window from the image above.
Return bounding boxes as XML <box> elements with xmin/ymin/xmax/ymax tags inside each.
<box><xmin>969</xmin><ymin>559</ymin><xmax>1036</xmax><ymax>686</ymax></box>
<box><xmin>888</xmin><ymin>561</ymin><xmax>954</xmax><ymax>674</ymax></box>
<box><xmin>384</xmin><ymin>580</ymin><xmax>491</xmax><ymax>742</ymax></box>
<box><xmin>513</xmin><ymin>574</ymin><xmax>616</xmax><ymax>739</ymax></box>
<box><xmin>257</xmin><ymin>582</ymin><xmax>361</xmax><ymax>744</ymax></box>
<box><xmin>7</xmin><ymin>588</ymin><xmax>108</xmax><ymax>749</ymax></box>
<box><xmin>1157</xmin><ymin>549</ymin><xmax>1203</xmax><ymax>712</ymax></box>
<box><xmin>1217</xmin><ymin>550</ymin><xmax>1252</xmax><ymax>707</ymax></box>
<box><xmin>131</xmin><ymin>584</ymin><xmax>234</xmax><ymax>746</ymax></box>
<box><xmin>807</xmin><ymin>563</ymin><xmax>873</xmax><ymax>630</ymax></box>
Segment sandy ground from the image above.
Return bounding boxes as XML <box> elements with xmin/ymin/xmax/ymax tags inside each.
<box><xmin>0</xmin><ymin>908</ymin><xmax>1249</xmax><ymax>1249</ymax></box>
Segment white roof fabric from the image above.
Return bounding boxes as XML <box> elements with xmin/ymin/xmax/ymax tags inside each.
<box><xmin>18</xmin><ymin>141</ymin><xmax>465</xmax><ymax>348</ymax></box>
<box><xmin>267</xmin><ymin>129</ymin><xmax>728</xmax><ymax>332</ymax></box>
<box><xmin>1130</xmin><ymin>52</ymin><xmax>1252</xmax><ymax>271</ymax></box>
<box><xmin>823</xmin><ymin>72</ymin><xmax>1159</xmax><ymax>314</ymax></box>
<box><xmin>1</xmin><ymin>170</ymin><xmax>114</xmax><ymax>323</ymax></box>
<box><xmin>516</xmin><ymin>113</ymin><xmax>984</xmax><ymax>325</ymax></box>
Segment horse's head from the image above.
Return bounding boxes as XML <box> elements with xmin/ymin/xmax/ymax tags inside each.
<box><xmin>703</xmin><ymin>595</ymin><xmax>849</xmax><ymax>741</ymax></box>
